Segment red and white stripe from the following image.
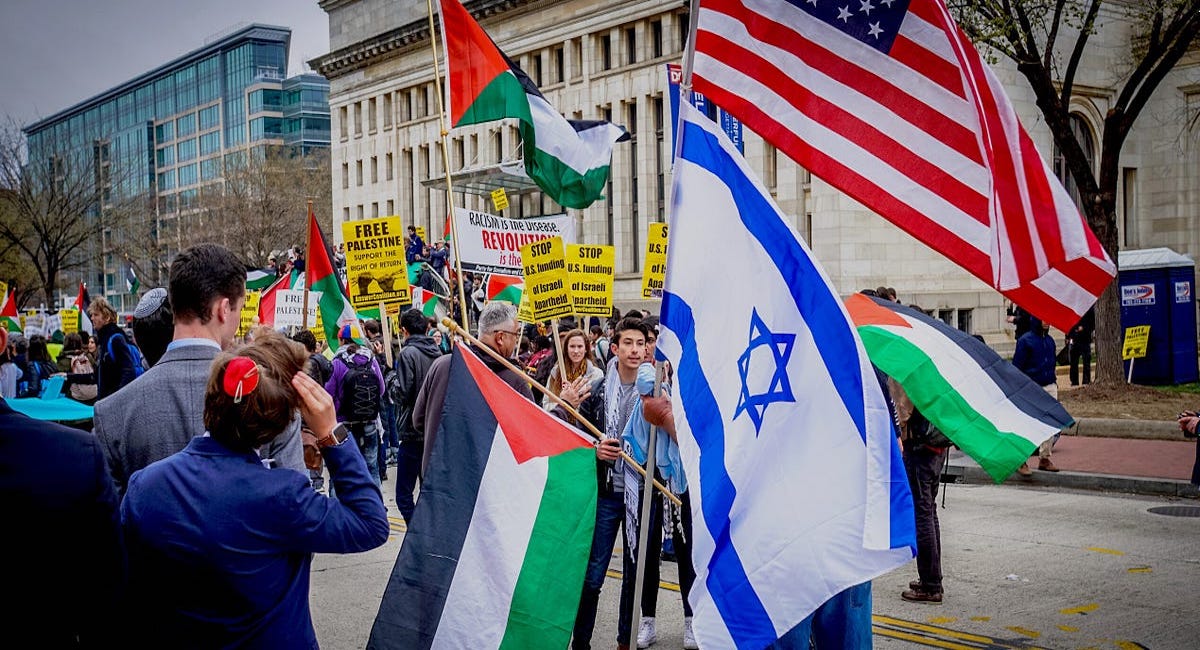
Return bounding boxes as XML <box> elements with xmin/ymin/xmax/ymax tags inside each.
<box><xmin>693</xmin><ymin>0</ymin><xmax>1115</xmax><ymax>331</ymax></box>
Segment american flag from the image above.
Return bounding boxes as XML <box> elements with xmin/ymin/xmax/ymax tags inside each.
<box><xmin>692</xmin><ymin>0</ymin><xmax>1116</xmax><ymax>331</ymax></box>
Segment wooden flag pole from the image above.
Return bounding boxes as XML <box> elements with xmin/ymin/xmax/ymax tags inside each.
<box><xmin>301</xmin><ymin>199</ymin><xmax>313</xmax><ymax>330</ymax></box>
<box><xmin>551</xmin><ymin>319</ymin><xmax>570</xmax><ymax>387</ymax></box>
<box><xmin>628</xmin><ymin>363</ymin><xmax>665</xmax><ymax>650</ymax></box>
<box><xmin>425</xmin><ymin>0</ymin><xmax>470</xmax><ymax>332</ymax></box>
<box><xmin>379</xmin><ymin>301</ymin><xmax>395</xmax><ymax>368</ymax></box>
<box><xmin>440</xmin><ymin>317</ymin><xmax>681</xmax><ymax>507</ymax></box>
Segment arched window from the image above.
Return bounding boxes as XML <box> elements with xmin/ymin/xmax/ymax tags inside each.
<box><xmin>1053</xmin><ymin>113</ymin><xmax>1095</xmax><ymax>209</ymax></box>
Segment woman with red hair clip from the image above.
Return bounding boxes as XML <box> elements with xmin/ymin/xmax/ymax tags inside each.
<box><xmin>120</xmin><ymin>330</ymin><xmax>389</xmax><ymax>649</ymax></box>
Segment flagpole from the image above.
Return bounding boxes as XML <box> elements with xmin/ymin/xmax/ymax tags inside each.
<box><xmin>674</xmin><ymin>0</ymin><xmax>702</xmax><ymax>164</ymax></box>
<box><xmin>426</xmin><ymin>0</ymin><xmax>471</xmax><ymax>332</ymax></box>
<box><xmin>440</xmin><ymin>317</ymin><xmax>682</xmax><ymax>507</ymax></box>
<box><xmin>302</xmin><ymin>199</ymin><xmax>314</xmax><ymax>330</ymax></box>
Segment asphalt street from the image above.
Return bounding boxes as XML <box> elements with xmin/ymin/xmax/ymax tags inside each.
<box><xmin>311</xmin><ymin>470</ymin><xmax>1200</xmax><ymax>649</ymax></box>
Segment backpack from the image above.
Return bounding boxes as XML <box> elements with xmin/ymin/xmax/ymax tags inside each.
<box><xmin>338</xmin><ymin>354</ymin><xmax>381</xmax><ymax>422</ymax></box>
<box><xmin>69</xmin><ymin>354</ymin><xmax>99</xmax><ymax>402</ymax></box>
<box><xmin>17</xmin><ymin>360</ymin><xmax>54</xmax><ymax>398</ymax></box>
<box><xmin>908</xmin><ymin>410</ymin><xmax>952</xmax><ymax>449</ymax></box>
<box><xmin>107</xmin><ymin>334</ymin><xmax>147</xmax><ymax>380</ymax></box>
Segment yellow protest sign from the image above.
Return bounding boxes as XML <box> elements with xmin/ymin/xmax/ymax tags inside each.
<box><xmin>491</xmin><ymin>187</ymin><xmax>509</xmax><ymax>211</ymax></box>
<box><xmin>520</xmin><ymin>236</ymin><xmax>573</xmax><ymax>322</ymax></box>
<box><xmin>312</xmin><ymin>308</ymin><xmax>326</xmax><ymax>343</ymax></box>
<box><xmin>415</xmin><ymin>226</ymin><xmax>427</xmax><ymax>243</ymax></box>
<box><xmin>59</xmin><ymin>309</ymin><xmax>79</xmax><ymax>334</ymax></box>
<box><xmin>641</xmin><ymin>222</ymin><xmax>668</xmax><ymax>298</ymax></box>
<box><xmin>238</xmin><ymin>291</ymin><xmax>261</xmax><ymax>338</ymax></box>
<box><xmin>1122</xmin><ymin>325</ymin><xmax>1150</xmax><ymax>360</ymax></box>
<box><xmin>517</xmin><ymin>288</ymin><xmax>533</xmax><ymax>323</ymax></box>
<box><xmin>0</xmin><ymin>281</ymin><xmax>7</xmax><ymax>300</ymax></box>
<box><xmin>567</xmin><ymin>244</ymin><xmax>615</xmax><ymax>317</ymax></box>
<box><xmin>343</xmin><ymin>216</ymin><xmax>411</xmax><ymax>310</ymax></box>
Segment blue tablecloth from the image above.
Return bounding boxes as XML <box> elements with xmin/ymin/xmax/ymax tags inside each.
<box><xmin>7</xmin><ymin>397</ymin><xmax>94</xmax><ymax>422</ymax></box>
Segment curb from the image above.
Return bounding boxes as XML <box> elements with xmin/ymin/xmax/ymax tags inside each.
<box><xmin>1068</xmin><ymin>418</ymin><xmax>1183</xmax><ymax>441</ymax></box>
<box><xmin>945</xmin><ymin>461</ymin><xmax>1200</xmax><ymax>499</ymax></box>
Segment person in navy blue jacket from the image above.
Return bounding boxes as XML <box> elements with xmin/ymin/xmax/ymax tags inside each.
<box><xmin>1012</xmin><ymin>318</ymin><xmax>1061</xmax><ymax>474</ymax></box>
<box><xmin>121</xmin><ymin>330</ymin><xmax>389</xmax><ymax>649</ymax></box>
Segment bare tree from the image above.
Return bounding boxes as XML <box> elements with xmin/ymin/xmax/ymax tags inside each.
<box><xmin>183</xmin><ymin>146</ymin><xmax>332</xmax><ymax>269</ymax></box>
<box><xmin>949</xmin><ymin>1</ymin><xmax>1200</xmax><ymax>383</ymax></box>
<box><xmin>0</xmin><ymin>122</ymin><xmax>145</xmax><ymax>307</ymax></box>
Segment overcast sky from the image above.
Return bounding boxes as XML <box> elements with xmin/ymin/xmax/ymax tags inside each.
<box><xmin>0</xmin><ymin>0</ymin><xmax>330</xmax><ymax>128</ymax></box>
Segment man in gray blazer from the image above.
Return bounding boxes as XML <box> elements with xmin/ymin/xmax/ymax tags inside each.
<box><xmin>95</xmin><ymin>244</ymin><xmax>305</xmax><ymax>498</ymax></box>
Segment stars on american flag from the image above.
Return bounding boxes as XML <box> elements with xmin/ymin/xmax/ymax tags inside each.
<box><xmin>787</xmin><ymin>0</ymin><xmax>910</xmax><ymax>53</ymax></box>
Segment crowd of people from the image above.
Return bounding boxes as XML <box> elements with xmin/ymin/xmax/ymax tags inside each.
<box><xmin>6</xmin><ymin>240</ymin><xmax>1198</xmax><ymax>649</ymax></box>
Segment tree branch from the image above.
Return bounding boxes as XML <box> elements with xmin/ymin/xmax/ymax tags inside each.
<box><xmin>1061</xmin><ymin>0</ymin><xmax>1102</xmax><ymax>106</ymax></box>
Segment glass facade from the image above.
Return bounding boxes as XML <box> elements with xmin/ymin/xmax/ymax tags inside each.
<box><xmin>20</xmin><ymin>25</ymin><xmax>328</xmax><ymax>309</ymax></box>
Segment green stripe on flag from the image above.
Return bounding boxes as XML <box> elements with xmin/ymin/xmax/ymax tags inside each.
<box><xmin>458</xmin><ymin>72</ymin><xmax>532</xmax><ymax>127</ymax></box>
<box><xmin>498</xmin><ymin>446</ymin><xmax>597</xmax><ymax>649</ymax></box>
<box><xmin>858</xmin><ymin>326</ymin><xmax>1037</xmax><ymax>482</ymax></box>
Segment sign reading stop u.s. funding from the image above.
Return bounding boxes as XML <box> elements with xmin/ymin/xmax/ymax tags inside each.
<box><xmin>342</xmin><ymin>216</ymin><xmax>411</xmax><ymax>310</ymax></box>
<box><xmin>567</xmin><ymin>244</ymin><xmax>615</xmax><ymax>317</ymax></box>
<box><xmin>641</xmin><ymin>223</ymin><xmax>668</xmax><ymax>298</ymax></box>
<box><xmin>520</xmin><ymin>236</ymin><xmax>574</xmax><ymax>322</ymax></box>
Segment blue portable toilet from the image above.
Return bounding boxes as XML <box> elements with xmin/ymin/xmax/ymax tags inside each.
<box><xmin>1118</xmin><ymin>248</ymin><xmax>1198</xmax><ymax>385</ymax></box>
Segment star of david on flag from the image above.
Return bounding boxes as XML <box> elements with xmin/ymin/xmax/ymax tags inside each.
<box><xmin>735</xmin><ymin>308</ymin><xmax>796</xmax><ymax>434</ymax></box>
<box><xmin>656</xmin><ymin>103</ymin><xmax>915</xmax><ymax>649</ymax></box>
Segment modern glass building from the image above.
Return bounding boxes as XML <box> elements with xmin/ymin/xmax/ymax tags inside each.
<box><xmin>23</xmin><ymin>24</ymin><xmax>330</xmax><ymax>311</ymax></box>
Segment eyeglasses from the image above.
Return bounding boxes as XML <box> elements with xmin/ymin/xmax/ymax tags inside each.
<box><xmin>495</xmin><ymin>329</ymin><xmax>522</xmax><ymax>337</ymax></box>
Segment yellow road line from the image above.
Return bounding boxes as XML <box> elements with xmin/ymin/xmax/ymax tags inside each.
<box><xmin>1004</xmin><ymin>626</ymin><xmax>1040</xmax><ymax>638</ymax></box>
<box><xmin>872</xmin><ymin>616</ymin><xmax>996</xmax><ymax>644</ymax></box>
<box><xmin>1059</xmin><ymin>603</ymin><xmax>1099</xmax><ymax>615</ymax></box>
<box><xmin>872</xmin><ymin>627</ymin><xmax>982</xmax><ymax>650</ymax></box>
<box><xmin>928</xmin><ymin>616</ymin><xmax>958</xmax><ymax>624</ymax></box>
<box><xmin>605</xmin><ymin>569</ymin><xmax>680</xmax><ymax>592</ymax></box>
<box><xmin>1057</xmin><ymin>625</ymin><xmax>1079</xmax><ymax>632</ymax></box>
<box><xmin>969</xmin><ymin>616</ymin><xmax>991</xmax><ymax>622</ymax></box>
<box><xmin>1085</xmin><ymin>546</ymin><xmax>1125</xmax><ymax>556</ymax></box>
<box><xmin>1126</xmin><ymin>566</ymin><xmax>1152</xmax><ymax>573</ymax></box>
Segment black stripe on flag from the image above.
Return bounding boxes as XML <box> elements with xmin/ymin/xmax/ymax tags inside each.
<box><xmin>367</xmin><ymin>348</ymin><xmax>497</xmax><ymax>649</ymax></box>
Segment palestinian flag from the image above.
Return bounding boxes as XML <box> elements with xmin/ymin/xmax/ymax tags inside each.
<box><xmin>306</xmin><ymin>207</ymin><xmax>358</xmax><ymax>347</ymax></box>
<box><xmin>124</xmin><ymin>263</ymin><xmax>140</xmax><ymax>295</ymax></box>
<box><xmin>256</xmin><ymin>270</ymin><xmax>301</xmax><ymax>326</ymax></box>
<box><xmin>367</xmin><ymin>346</ymin><xmax>597</xmax><ymax>650</ymax></box>
<box><xmin>0</xmin><ymin>289</ymin><xmax>19</xmax><ymax>332</ymax></box>
<box><xmin>486</xmin><ymin>274</ymin><xmax>523</xmax><ymax>305</ymax></box>
<box><xmin>438</xmin><ymin>0</ymin><xmax>628</xmax><ymax>209</ymax></box>
<box><xmin>845</xmin><ymin>294</ymin><xmax>1073</xmax><ymax>482</ymax></box>
<box><xmin>74</xmin><ymin>282</ymin><xmax>94</xmax><ymax>335</ymax></box>
<box><xmin>246</xmin><ymin>269</ymin><xmax>276</xmax><ymax>291</ymax></box>
<box><xmin>412</xmin><ymin>287</ymin><xmax>441</xmax><ymax>318</ymax></box>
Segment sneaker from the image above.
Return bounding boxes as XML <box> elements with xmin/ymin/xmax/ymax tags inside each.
<box><xmin>683</xmin><ymin>617</ymin><xmax>698</xmax><ymax>650</ymax></box>
<box><xmin>636</xmin><ymin>617</ymin><xmax>657</xmax><ymax>648</ymax></box>
<box><xmin>1038</xmin><ymin>458</ymin><xmax>1060</xmax><ymax>472</ymax></box>
<box><xmin>901</xmin><ymin>588</ymin><xmax>943</xmax><ymax>603</ymax></box>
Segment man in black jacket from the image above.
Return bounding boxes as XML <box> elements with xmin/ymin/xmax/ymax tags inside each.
<box><xmin>392</xmin><ymin>308</ymin><xmax>443</xmax><ymax>524</ymax></box>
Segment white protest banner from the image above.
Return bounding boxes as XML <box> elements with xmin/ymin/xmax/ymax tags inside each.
<box><xmin>274</xmin><ymin>290</ymin><xmax>321</xmax><ymax>329</ymax></box>
<box><xmin>452</xmin><ymin>207</ymin><xmax>576</xmax><ymax>275</ymax></box>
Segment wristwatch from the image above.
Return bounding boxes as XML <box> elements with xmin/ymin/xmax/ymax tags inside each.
<box><xmin>316</xmin><ymin>423</ymin><xmax>350</xmax><ymax>448</ymax></box>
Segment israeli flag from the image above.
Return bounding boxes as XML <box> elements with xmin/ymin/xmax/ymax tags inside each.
<box><xmin>658</xmin><ymin>103</ymin><xmax>916</xmax><ymax>648</ymax></box>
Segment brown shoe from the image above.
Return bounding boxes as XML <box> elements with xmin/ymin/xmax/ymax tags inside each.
<box><xmin>1016</xmin><ymin>462</ymin><xmax>1033</xmax><ymax>477</ymax></box>
<box><xmin>901</xmin><ymin>588</ymin><xmax>943</xmax><ymax>603</ymax></box>
<box><xmin>1038</xmin><ymin>458</ymin><xmax>1060</xmax><ymax>472</ymax></box>
<box><xmin>909</xmin><ymin>580</ymin><xmax>922</xmax><ymax>590</ymax></box>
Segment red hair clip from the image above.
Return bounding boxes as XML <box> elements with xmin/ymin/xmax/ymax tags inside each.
<box><xmin>223</xmin><ymin>356</ymin><xmax>260</xmax><ymax>403</ymax></box>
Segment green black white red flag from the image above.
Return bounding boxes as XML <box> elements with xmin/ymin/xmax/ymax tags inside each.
<box><xmin>367</xmin><ymin>345</ymin><xmax>597</xmax><ymax>649</ymax></box>
<box><xmin>304</xmin><ymin>207</ymin><xmax>358</xmax><ymax>346</ymax></box>
<box><xmin>438</xmin><ymin>0</ymin><xmax>628</xmax><ymax>209</ymax></box>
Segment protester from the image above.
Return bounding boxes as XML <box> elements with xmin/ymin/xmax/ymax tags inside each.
<box><xmin>1067</xmin><ymin>307</ymin><xmax>1095</xmax><ymax>386</ymax></box>
<box><xmin>0</xmin><ymin>339</ymin><xmax>21</xmax><ymax>399</ymax></box>
<box><xmin>1179</xmin><ymin>409</ymin><xmax>1200</xmax><ymax>486</ymax></box>
<box><xmin>544</xmin><ymin>329</ymin><xmax>605</xmax><ymax>422</ymax></box>
<box><xmin>131</xmin><ymin>287</ymin><xmax>173</xmax><ymax>367</ymax></box>
<box><xmin>364</xmin><ymin>319</ymin><xmax>398</xmax><ymax>479</ymax></box>
<box><xmin>58</xmin><ymin>332</ymin><xmax>99</xmax><ymax>403</ymax></box>
<box><xmin>892</xmin><ymin>377</ymin><xmax>949</xmax><ymax>603</ymax></box>
<box><xmin>391</xmin><ymin>308</ymin><xmax>442</xmax><ymax>524</ymax></box>
<box><xmin>573</xmin><ymin>317</ymin><xmax>648</xmax><ymax>650</ymax></box>
<box><xmin>293</xmin><ymin>329</ymin><xmax>334</xmax><ymax>492</ymax></box>
<box><xmin>326</xmin><ymin>324</ymin><xmax>386</xmax><ymax>485</ymax></box>
<box><xmin>431</xmin><ymin>328</ymin><xmax>451</xmax><ymax>354</ymax></box>
<box><xmin>19</xmin><ymin>335</ymin><xmax>56</xmax><ymax>398</ymax></box>
<box><xmin>405</xmin><ymin>225</ymin><xmax>425</xmax><ymax>263</ymax></box>
<box><xmin>413</xmin><ymin>302</ymin><xmax>535</xmax><ymax>474</ymax></box>
<box><xmin>0</xmin><ymin>325</ymin><xmax>124</xmax><ymax>647</ymax></box>
<box><xmin>87</xmin><ymin>296</ymin><xmax>141</xmax><ymax>398</ymax></box>
<box><xmin>429</xmin><ymin>240</ymin><xmax>449</xmax><ymax>277</ymax></box>
<box><xmin>94</xmin><ymin>243</ymin><xmax>306</xmax><ymax>498</ymax></box>
<box><xmin>1012</xmin><ymin>318</ymin><xmax>1060</xmax><ymax>474</ymax></box>
<box><xmin>121</xmin><ymin>331</ymin><xmax>389</xmax><ymax>648</ymax></box>
<box><xmin>291</xmin><ymin>245</ymin><xmax>306</xmax><ymax>273</ymax></box>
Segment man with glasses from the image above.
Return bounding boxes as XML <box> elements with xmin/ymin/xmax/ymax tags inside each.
<box><xmin>411</xmin><ymin>302</ymin><xmax>534</xmax><ymax>474</ymax></box>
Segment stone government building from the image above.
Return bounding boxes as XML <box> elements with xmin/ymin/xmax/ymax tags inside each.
<box><xmin>312</xmin><ymin>0</ymin><xmax>1200</xmax><ymax>348</ymax></box>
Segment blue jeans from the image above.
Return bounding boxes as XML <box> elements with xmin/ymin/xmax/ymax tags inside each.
<box><xmin>771</xmin><ymin>582</ymin><xmax>873</xmax><ymax>649</ymax></box>
<box><xmin>347</xmin><ymin>420</ymin><xmax>381</xmax><ymax>485</ymax></box>
<box><xmin>572</xmin><ymin>490</ymin><xmax>625</xmax><ymax>650</ymax></box>
<box><xmin>394</xmin><ymin>439</ymin><xmax>424</xmax><ymax>524</ymax></box>
<box><xmin>380</xmin><ymin>401</ymin><xmax>399</xmax><ymax>467</ymax></box>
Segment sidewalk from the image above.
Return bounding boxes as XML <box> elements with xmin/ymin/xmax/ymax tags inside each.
<box><xmin>947</xmin><ymin>434</ymin><xmax>1200</xmax><ymax>498</ymax></box>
